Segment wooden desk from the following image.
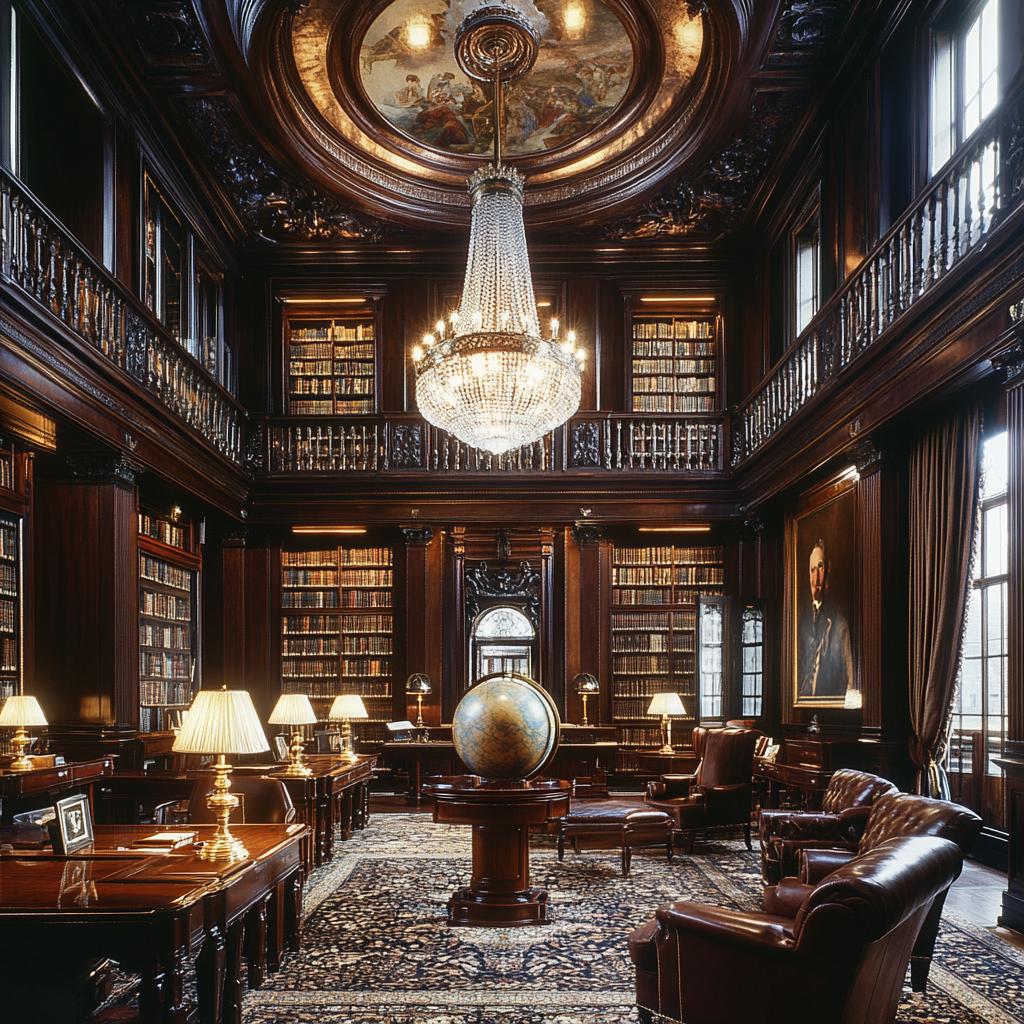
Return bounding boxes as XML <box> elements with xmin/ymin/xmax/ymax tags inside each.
<box><xmin>0</xmin><ymin>823</ymin><xmax>307</xmax><ymax>1024</ymax></box>
<box><xmin>753</xmin><ymin>756</ymin><xmax>833</xmax><ymax>810</ymax></box>
<box><xmin>0</xmin><ymin>756</ymin><xmax>115</xmax><ymax>823</ymax></box>
<box><xmin>632</xmin><ymin>750</ymin><xmax>699</xmax><ymax>776</ymax></box>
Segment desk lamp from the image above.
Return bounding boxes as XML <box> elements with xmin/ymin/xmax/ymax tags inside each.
<box><xmin>0</xmin><ymin>694</ymin><xmax>47</xmax><ymax>771</ymax></box>
<box><xmin>647</xmin><ymin>692</ymin><xmax>687</xmax><ymax>754</ymax></box>
<box><xmin>268</xmin><ymin>693</ymin><xmax>318</xmax><ymax>777</ymax></box>
<box><xmin>328</xmin><ymin>693</ymin><xmax>369</xmax><ymax>764</ymax></box>
<box><xmin>172</xmin><ymin>687</ymin><xmax>270</xmax><ymax>861</ymax></box>
<box><xmin>406</xmin><ymin>673</ymin><xmax>432</xmax><ymax>728</ymax></box>
<box><xmin>572</xmin><ymin>673</ymin><xmax>600</xmax><ymax>725</ymax></box>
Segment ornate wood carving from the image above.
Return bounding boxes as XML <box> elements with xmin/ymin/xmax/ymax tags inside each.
<box><xmin>768</xmin><ymin>0</ymin><xmax>848</xmax><ymax>64</ymax></box>
<box><xmin>181</xmin><ymin>98</ymin><xmax>385</xmax><ymax>243</ymax></box>
<box><xmin>401</xmin><ymin>526</ymin><xmax>434</xmax><ymax>546</ymax></box>
<box><xmin>66</xmin><ymin>452</ymin><xmax>144</xmax><ymax>483</ymax></box>
<box><xmin>464</xmin><ymin>561</ymin><xmax>541</xmax><ymax>632</ymax></box>
<box><xmin>570</xmin><ymin>421</ymin><xmax>602</xmax><ymax>468</ymax></box>
<box><xmin>390</xmin><ymin>423</ymin><xmax>424</xmax><ymax>468</ymax></box>
<box><xmin>116</xmin><ymin>1</ymin><xmax>211</xmax><ymax>68</ymax></box>
<box><xmin>571</xmin><ymin>523</ymin><xmax>604</xmax><ymax>546</ymax></box>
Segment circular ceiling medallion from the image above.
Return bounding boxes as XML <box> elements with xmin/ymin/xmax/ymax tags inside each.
<box><xmin>358</xmin><ymin>0</ymin><xmax>635</xmax><ymax>159</ymax></box>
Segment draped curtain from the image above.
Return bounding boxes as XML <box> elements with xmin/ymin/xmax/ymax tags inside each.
<box><xmin>908</xmin><ymin>406</ymin><xmax>982</xmax><ymax>798</ymax></box>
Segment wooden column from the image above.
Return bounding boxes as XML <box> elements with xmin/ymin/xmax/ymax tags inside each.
<box><xmin>33</xmin><ymin>452</ymin><xmax>139</xmax><ymax>759</ymax></box>
<box><xmin>399</xmin><ymin>526</ymin><xmax>441</xmax><ymax>725</ymax></box>
<box><xmin>570</xmin><ymin>523</ymin><xmax>607</xmax><ymax>725</ymax></box>
<box><xmin>1006</xmin><ymin>350</ymin><xmax>1024</xmax><ymax>745</ymax></box>
<box><xmin>442</xmin><ymin>527</ymin><xmax>466</xmax><ymax>721</ymax></box>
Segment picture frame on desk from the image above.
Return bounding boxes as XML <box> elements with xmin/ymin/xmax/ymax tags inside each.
<box><xmin>51</xmin><ymin>793</ymin><xmax>94</xmax><ymax>854</ymax></box>
<box><xmin>787</xmin><ymin>475</ymin><xmax>859</xmax><ymax>710</ymax></box>
<box><xmin>274</xmin><ymin>734</ymin><xmax>290</xmax><ymax>761</ymax></box>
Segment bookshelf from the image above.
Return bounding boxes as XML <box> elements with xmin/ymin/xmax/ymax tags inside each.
<box><xmin>280</xmin><ymin>545</ymin><xmax>394</xmax><ymax>750</ymax></box>
<box><xmin>284</xmin><ymin>303</ymin><xmax>380</xmax><ymax>416</ymax></box>
<box><xmin>628</xmin><ymin>313</ymin><xmax>719</xmax><ymax>413</ymax></box>
<box><xmin>0</xmin><ymin>513</ymin><xmax>21</xmax><ymax>706</ymax></box>
<box><xmin>610</xmin><ymin>543</ymin><xmax>724</xmax><ymax>771</ymax></box>
<box><xmin>138</xmin><ymin>512</ymin><xmax>199</xmax><ymax>734</ymax></box>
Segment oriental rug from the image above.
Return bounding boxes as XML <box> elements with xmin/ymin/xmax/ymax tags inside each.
<box><xmin>243</xmin><ymin>813</ymin><xmax>1024</xmax><ymax>1024</ymax></box>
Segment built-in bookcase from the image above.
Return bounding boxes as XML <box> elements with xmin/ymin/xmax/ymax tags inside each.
<box><xmin>0</xmin><ymin>514</ymin><xmax>21</xmax><ymax>705</ymax></box>
<box><xmin>284</xmin><ymin>303</ymin><xmax>380</xmax><ymax>416</ymax></box>
<box><xmin>611</xmin><ymin>543</ymin><xmax>724</xmax><ymax>771</ymax></box>
<box><xmin>628</xmin><ymin>314</ymin><xmax>719</xmax><ymax>413</ymax></box>
<box><xmin>138</xmin><ymin>512</ymin><xmax>199</xmax><ymax>734</ymax></box>
<box><xmin>280</xmin><ymin>546</ymin><xmax>394</xmax><ymax>749</ymax></box>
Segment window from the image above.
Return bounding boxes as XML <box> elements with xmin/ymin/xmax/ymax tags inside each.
<box><xmin>470</xmin><ymin>606</ymin><xmax>535</xmax><ymax>685</ymax></box>
<box><xmin>698</xmin><ymin>601</ymin><xmax>723</xmax><ymax>718</ymax></box>
<box><xmin>930</xmin><ymin>0</ymin><xmax>1000</xmax><ymax>176</ymax></box>
<box><xmin>740</xmin><ymin>606</ymin><xmax>764</xmax><ymax>717</ymax></box>
<box><xmin>948</xmin><ymin>430</ymin><xmax>1008</xmax><ymax>827</ymax></box>
<box><xmin>793</xmin><ymin>195</ymin><xmax>821</xmax><ymax>338</ymax></box>
<box><xmin>144</xmin><ymin>172</ymin><xmax>185</xmax><ymax>344</ymax></box>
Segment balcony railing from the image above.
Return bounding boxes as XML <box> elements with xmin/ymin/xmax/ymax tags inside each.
<box><xmin>734</xmin><ymin>79</ymin><xmax>1024</xmax><ymax>465</ymax></box>
<box><xmin>259</xmin><ymin>413</ymin><xmax>725</xmax><ymax>474</ymax></box>
<box><xmin>0</xmin><ymin>169</ymin><xmax>244</xmax><ymax>465</ymax></box>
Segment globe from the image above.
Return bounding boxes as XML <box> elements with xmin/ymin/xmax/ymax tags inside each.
<box><xmin>452</xmin><ymin>673</ymin><xmax>560</xmax><ymax>780</ymax></box>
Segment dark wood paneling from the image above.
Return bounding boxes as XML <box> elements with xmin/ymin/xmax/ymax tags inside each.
<box><xmin>1009</xmin><ymin>379</ymin><xmax>1024</xmax><ymax>743</ymax></box>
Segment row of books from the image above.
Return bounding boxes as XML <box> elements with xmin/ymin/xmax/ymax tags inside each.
<box><xmin>335</xmin><ymin>361</ymin><xmax>375</xmax><ymax>375</ymax></box>
<box><xmin>614</xmin><ymin>679</ymin><xmax>694</xmax><ymax>698</ymax></box>
<box><xmin>613</xmin><ymin>547</ymin><xmax>723</xmax><ymax>566</ymax></box>
<box><xmin>281</xmin><ymin>613</ymin><xmax>396</xmax><ymax>633</ymax></box>
<box><xmin>290</xmin><ymin>341</ymin><xmax>333</xmax><ymax>358</ymax></box>
<box><xmin>613</xmin><ymin>654</ymin><xmax>670</xmax><ymax>674</ymax></box>
<box><xmin>284</xmin><ymin>637</ymin><xmax>339</xmax><ymax>655</ymax></box>
<box><xmin>140</xmin><ymin>679</ymin><xmax>192</xmax><ymax>706</ymax></box>
<box><xmin>631</xmin><ymin>394</ymin><xmax>717</xmax><ymax>412</ymax></box>
<box><xmin>342</xmin><ymin>635</ymin><xmax>393</xmax><ymax>654</ymax></box>
<box><xmin>0</xmin><ymin>563</ymin><xmax>14</xmax><ymax>595</ymax></box>
<box><xmin>289</xmin><ymin>378</ymin><xmax>335</xmax><ymax>395</ymax></box>
<box><xmin>352</xmin><ymin>681</ymin><xmax>391</xmax><ymax>697</ymax></box>
<box><xmin>290</xmin><ymin>400</ymin><xmax>335</xmax><ymax>416</ymax></box>
<box><xmin>140</xmin><ymin>556</ymin><xmax>192</xmax><ymax>592</ymax></box>
<box><xmin>632</xmin><ymin>359</ymin><xmax>717</xmax><ymax>375</ymax></box>
<box><xmin>283</xmin><ymin>614</ymin><xmax>340</xmax><ymax>632</ymax></box>
<box><xmin>616</xmin><ymin>727</ymin><xmax>667</xmax><ymax>747</ymax></box>
<box><xmin>289</xmin><ymin>360</ymin><xmax>334</xmax><ymax>375</ymax></box>
<box><xmin>0</xmin><ymin>455</ymin><xmax>12</xmax><ymax>492</ymax></box>
<box><xmin>343</xmin><ymin>613</ymin><xmax>393</xmax><ymax>631</ymax></box>
<box><xmin>632</xmin><ymin>320</ymin><xmax>713</xmax><ymax>339</ymax></box>
<box><xmin>282</xmin><ymin>592</ymin><xmax>339</xmax><ymax>608</ymax></box>
<box><xmin>335</xmin><ymin>378</ymin><xmax>374</xmax><ymax>395</ymax></box>
<box><xmin>282</xmin><ymin>552</ymin><xmax>337</xmax><ymax>568</ymax></box>
<box><xmin>613</xmin><ymin>697</ymin><xmax>680</xmax><ymax>719</ymax></box>
<box><xmin>632</xmin><ymin>376</ymin><xmax>716</xmax><ymax>394</ymax></box>
<box><xmin>0</xmin><ymin>523</ymin><xmax>15</xmax><ymax>560</ymax></box>
<box><xmin>340</xmin><ymin>569</ymin><xmax>392</xmax><ymax>587</ymax></box>
<box><xmin>282</xmin><ymin>569</ymin><xmax>338</xmax><ymax>587</ymax></box>
<box><xmin>138</xmin><ymin>515</ymin><xmax>185</xmax><ymax>549</ymax></box>
<box><xmin>613</xmin><ymin>588</ymin><xmax>722</xmax><ymax>605</ymax></box>
<box><xmin>140</xmin><ymin>591</ymin><xmax>191</xmax><ymax>621</ymax></box>
<box><xmin>333</xmin><ymin>326</ymin><xmax>374</xmax><ymax>342</ymax></box>
<box><xmin>0</xmin><ymin>636</ymin><xmax>15</xmax><ymax>672</ymax></box>
<box><xmin>612</xmin><ymin>633</ymin><xmax>669</xmax><ymax>653</ymax></box>
<box><xmin>281</xmin><ymin>679</ymin><xmax>345</xmax><ymax>697</ymax></box>
<box><xmin>139</xmin><ymin>705</ymin><xmax>179</xmax><ymax>733</ymax></box>
<box><xmin>342</xmin><ymin>549</ymin><xmax>393</xmax><ymax>566</ymax></box>
<box><xmin>612</xmin><ymin>612</ymin><xmax>696</xmax><ymax>633</ymax></box>
<box><xmin>141</xmin><ymin>651</ymin><xmax>192</xmax><ymax>680</ymax></box>
<box><xmin>336</xmin><ymin>399</ymin><xmax>375</xmax><ymax>414</ymax></box>
<box><xmin>140</xmin><ymin>623</ymin><xmax>190</xmax><ymax>649</ymax></box>
<box><xmin>612</xmin><ymin>567</ymin><xmax>673</xmax><ymax>586</ymax></box>
<box><xmin>341</xmin><ymin>590</ymin><xmax>392</xmax><ymax>608</ymax></box>
<box><xmin>283</xmin><ymin>658</ymin><xmax>338</xmax><ymax>677</ymax></box>
<box><xmin>675</xmin><ymin>566</ymin><xmax>725</xmax><ymax>585</ymax></box>
<box><xmin>341</xmin><ymin>658</ymin><xmax>391</xmax><ymax>676</ymax></box>
<box><xmin>632</xmin><ymin>339</ymin><xmax>716</xmax><ymax>357</ymax></box>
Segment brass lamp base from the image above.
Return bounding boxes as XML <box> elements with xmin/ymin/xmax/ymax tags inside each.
<box><xmin>581</xmin><ymin>694</ymin><xmax>591</xmax><ymax>727</ymax></box>
<box><xmin>657</xmin><ymin>716</ymin><xmax>675</xmax><ymax>754</ymax></box>
<box><xmin>415</xmin><ymin>694</ymin><xmax>425</xmax><ymax>729</ymax></box>
<box><xmin>340</xmin><ymin>720</ymin><xmax>358</xmax><ymax>764</ymax></box>
<box><xmin>199</xmin><ymin>757</ymin><xmax>249</xmax><ymax>862</ymax></box>
<box><xmin>278</xmin><ymin>729</ymin><xmax>312</xmax><ymax>777</ymax></box>
<box><xmin>9</xmin><ymin>728</ymin><xmax>33</xmax><ymax>771</ymax></box>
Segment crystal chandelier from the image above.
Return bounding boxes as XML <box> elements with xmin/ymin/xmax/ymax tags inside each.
<box><xmin>411</xmin><ymin>5</ymin><xmax>584</xmax><ymax>456</ymax></box>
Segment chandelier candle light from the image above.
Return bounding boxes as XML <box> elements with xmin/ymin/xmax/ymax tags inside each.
<box><xmin>411</xmin><ymin>4</ymin><xmax>584</xmax><ymax>455</ymax></box>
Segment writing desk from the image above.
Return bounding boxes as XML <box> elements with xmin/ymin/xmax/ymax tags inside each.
<box><xmin>0</xmin><ymin>756</ymin><xmax>115</xmax><ymax>822</ymax></box>
<box><xmin>0</xmin><ymin>822</ymin><xmax>307</xmax><ymax>1024</ymax></box>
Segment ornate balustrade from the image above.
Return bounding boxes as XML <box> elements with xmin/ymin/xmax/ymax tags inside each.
<box><xmin>0</xmin><ymin>169</ymin><xmax>244</xmax><ymax>465</ymax></box>
<box><xmin>734</xmin><ymin>81</ymin><xmax>1024</xmax><ymax>465</ymax></box>
<box><xmin>260</xmin><ymin>413</ymin><xmax>725</xmax><ymax>474</ymax></box>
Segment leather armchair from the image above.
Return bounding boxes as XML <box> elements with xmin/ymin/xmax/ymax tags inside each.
<box><xmin>758</xmin><ymin>768</ymin><xmax>899</xmax><ymax>883</ymax></box>
<box><xmin>761</xmin><ymin>792</ymin><xmax>982</xmax><ymax>993</ymax></box>
<box><xmin>187</xmin><ymin>776</ymin><xmax>297</xmax><ymax>825</ymax></box>
<box><xmin>645</xmin><ymin>727</ymin><xmax>759</xmax><ymax>851</ymax></box>
<box><xmin>629</xmin><ymin>835</ymin><xmax>963</xmax><ymax>1024</ymax></box>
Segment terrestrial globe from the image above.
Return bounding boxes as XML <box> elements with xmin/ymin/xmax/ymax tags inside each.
<box><xmin>452</xmin><ymin>672</ymin><xmax>560</xmax><ymax>780</ymax></box>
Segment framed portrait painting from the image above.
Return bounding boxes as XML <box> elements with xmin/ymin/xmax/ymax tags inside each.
<box><xmin>788</xmin><ymin>477</ymin><xmax>858</xmax><ymax>708</ymax></box>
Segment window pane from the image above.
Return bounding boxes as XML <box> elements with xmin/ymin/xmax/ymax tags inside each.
<box><xmin>984</xmin><ymin>503</ymin><xmax>1007</xmax><ymax>577</ymax></box>
<box><xmin>985</xmin><ymin>582</ymin><xmax>1006</xmax><ymax>654</ymax></box>
<box><xmin>960</xmin><ymin>656</ymin><xmax>982</xmax><ymax>714</ymax></box>
<box><xmin>963</xmin><ymin>0</ymin><xmax>999</xmax><ymax>138</ymax></box>
<box><xmin>795</xmin><ymin>229</ymin><xmax>819</xmax><ymax>336</ymax></box>
<box><xmin>931</xmin><ymin>32</ymin><xmax>955</xmax><ymax>174</ymax></box>
<box><xmin>980</xmin><ymin>431</ymin><xmax>1007</xmax><ymax>499</ymax></box>
<box><xmin>962</xmin><ymin>588</ymin><xmax>982</xmax><ymax>658</ymax></box>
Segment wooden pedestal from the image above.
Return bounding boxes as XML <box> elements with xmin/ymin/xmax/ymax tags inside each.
<box><xmin>426</xmin><ymin>776</ymin><xmax>570</xmax><ymax>928</ymax></box>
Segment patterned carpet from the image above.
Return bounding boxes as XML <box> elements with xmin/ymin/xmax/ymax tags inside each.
<box><xmin>243</xmin><ymin>813</ymin><xmax>1024</xmax><ymax>1024</ymax></box>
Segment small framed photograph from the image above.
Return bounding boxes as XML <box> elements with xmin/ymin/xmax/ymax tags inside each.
<box><xmin>274</xmin><ymin>734</ymin><xmax>290</xmax><ymax>761</ymax></box>
<box><xmin>51</xmin><ymin>793</ymin><xmax>94</xmax><ymax>854</ymax></box>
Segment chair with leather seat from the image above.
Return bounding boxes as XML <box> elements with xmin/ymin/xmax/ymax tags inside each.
<box><xmin>761</xmin><ymin>791</ymin><xmax>982</xmax><ymax>992</ymax></box>
<box><xmin>758</xmin><ymin>768</ymin><xmax>899</xmax><ymax>883</ymax></box>
<box><xmin>186</xmin><ymin>775</ymin><xmax>297</xmax><ymax>825</ymax></box>
<box><xmin>645</xmin><ymin>727</ymin><xmax>759</xmax><ymax>851</ymax></box>
<box><xmin>628</xmin><ymin>835</ymin><xmax>963</xmax><ymax>1024</ymax></box>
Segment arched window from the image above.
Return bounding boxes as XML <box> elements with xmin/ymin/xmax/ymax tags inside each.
<box><xmin>470</xmin><ymin>606</ymin><xmax>535</xmax><ymax>684</ymax></box>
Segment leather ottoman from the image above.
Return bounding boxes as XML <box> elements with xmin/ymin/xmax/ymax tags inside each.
<box><xmin>549</xmin><ymin>799</ymin><xmax>674</xmax><ymax>876</ymax></box>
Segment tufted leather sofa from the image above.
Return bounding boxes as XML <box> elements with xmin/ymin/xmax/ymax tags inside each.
<box><xmin>645</xmin><ymin>727</ymin><xmax>759</xmax><ymax>851</ymax></box>
<box><xmin>758</xmin><ymin>768</ymin><xmax>899</xmax><ymax>883</ymax></box>
<box><xmin>761</xmin><ymin>791</ymin><xmax>982</xmax><ymax>992</ymax></box>
<box><xmin>628</xmin><ymin>835</ymin><xmax>963</xmax><ymax>1024</ymax></box>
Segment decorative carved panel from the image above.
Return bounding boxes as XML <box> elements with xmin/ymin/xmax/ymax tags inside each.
<box><xmin>464</xmin><ymin>560</ymin><xmax>541</xmax><ymax>633</ymax></box>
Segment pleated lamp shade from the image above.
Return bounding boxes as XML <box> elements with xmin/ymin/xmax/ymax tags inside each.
<box><xmin>328</xmin><ymin>694</ymin><xmax>369</xmax><ymax>720</ymax></box>
<box><xmin>268</xmin><ymin>693</ymin><xmax>318</xmax><ymax>726</ymax></box>
<box><xmin>647</xmin><ymin>692</ymin><xmax>686</xmax><ymax>717</ymax></box>
<box><xmin>0</xmin><ymin>694</ymin><xmax>47</xmax><ymax>727</ymax></box>
<box><xmin>173</xmin><ymin>688</ymin><xmax>270</xmax><ymax>755</ymax></box>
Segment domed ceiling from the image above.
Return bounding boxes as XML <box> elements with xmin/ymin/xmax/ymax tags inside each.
<box><xmin>105</xmin><ymin>0</ymin><xmax>854</xmax><ymax>245</ymax></box>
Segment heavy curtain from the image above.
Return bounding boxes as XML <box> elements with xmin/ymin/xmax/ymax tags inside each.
<box><xmin>908</xmin><ymin>406</ymin><xmax>982</xmax><ymax>799</ymax></box>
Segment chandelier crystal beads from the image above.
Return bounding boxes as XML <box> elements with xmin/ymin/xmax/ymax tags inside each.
<box><xmin>411</xmin><ymin>3</ymin><xmax>584</xmax><ymax>455</ymax></box>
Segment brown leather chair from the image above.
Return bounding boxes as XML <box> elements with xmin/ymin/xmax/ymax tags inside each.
<box><xmin>762</xmin><ymin>791</ymin><xmax>982</xmax><ymax>992</ymax></box>
<box><xmin>187</xmin><ymin>775</ymin><xmax>297</xmax><ymax>825</ymax></box>
<box><xmin>758</xmin><ymin>768</ymin><xmax>899</xmax><ymax>883</ymax></box>
<box><xmin>628</xmin><ymin>835</ymin><xmax>963</xmax><ymax>1024</ymax></box>
<box><xmin>645</xmin><ymin>727</ymin><xmax>759</xmax><ymax>851</ymax></box>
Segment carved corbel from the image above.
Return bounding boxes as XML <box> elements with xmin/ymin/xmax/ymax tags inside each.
<box><xmin>571</xmin><ymin>522</ymin><xmax>604</xmax><ymax>546</ymax></box>
<box><xmin>401</xmin><ymin>526</ymin><xmax>434</xmax><ymax>547</ymax></box>
<box><xmin>850</xmin><ymin>437</ymin><xmax>884</xmax><ymax>475</ymax></box>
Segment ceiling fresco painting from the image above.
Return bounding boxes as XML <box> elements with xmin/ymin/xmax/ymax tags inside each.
<box><xmin>358</xmin><ymin>0</ymin><xmax>636</xmax><ymax>158</ymax></box>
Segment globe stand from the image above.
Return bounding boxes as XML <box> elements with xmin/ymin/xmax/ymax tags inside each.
<box><xmin>426</xmin><ymin>777</ymin><xmax>570</xmax><ymax>927</ymax></box>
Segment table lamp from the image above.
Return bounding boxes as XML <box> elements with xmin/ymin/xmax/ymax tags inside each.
<box><xmin>172</xmin><ymin>687</ymin><xmax>270</xmax><ymax>861</ymax></box>
<box><xmin>328</xmin><ymin>693</ymin><xmax>368</xmax><ymax>764</ymax></box>
<box><xmin>572</xmin><ymin>673</ymin><xmax>600</xmax><ymax>725</ymax></box>
<box><xmin>268</xmin><ymin>693</ymin><xmax>318</xmax><ymax>777</ymax></box>
<box><xmin>406</xmin><ymin>673</ymin><xmax>432</xmax><ymax>728</ymax></box>
<box><xmin>647</xmin><ymin>692</ymin><xmax>687</xmax><ymax>754</ymax></box>
<box><xmin>0</xmin><ymin>694</ymin><xmax>47</xmax><ymax>771</ymax></box>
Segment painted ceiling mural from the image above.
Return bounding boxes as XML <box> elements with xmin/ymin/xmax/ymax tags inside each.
<box><xmin>358</xmin><ymin>0</ymin><xmax>636</xmax><ymax>157</ymax></box>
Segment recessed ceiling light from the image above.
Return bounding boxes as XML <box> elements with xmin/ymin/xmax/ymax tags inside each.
<box><xmin>291</xmin><ymin>526</ymin><xmax>368</xmax><ymax>534</ymax></box>
<box><xmin>282</xmin><ymin>298</ymin><xmax>367</xmax><ymax>305</ymax></box>
<box><xmin>640</xmin><ymin>296</ymin><xmax>716</xmax><ymax>303</ymax></box>
<box><xmin>637</xmin><ymin>525</ymin><xmax>712</xmax><ymax>533</ymax></box>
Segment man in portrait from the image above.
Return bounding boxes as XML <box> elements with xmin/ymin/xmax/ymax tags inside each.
<box><xmin>798</xmin><ymin>537</ymin><xmax>854</xmax><ymax>699</ymax></box>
